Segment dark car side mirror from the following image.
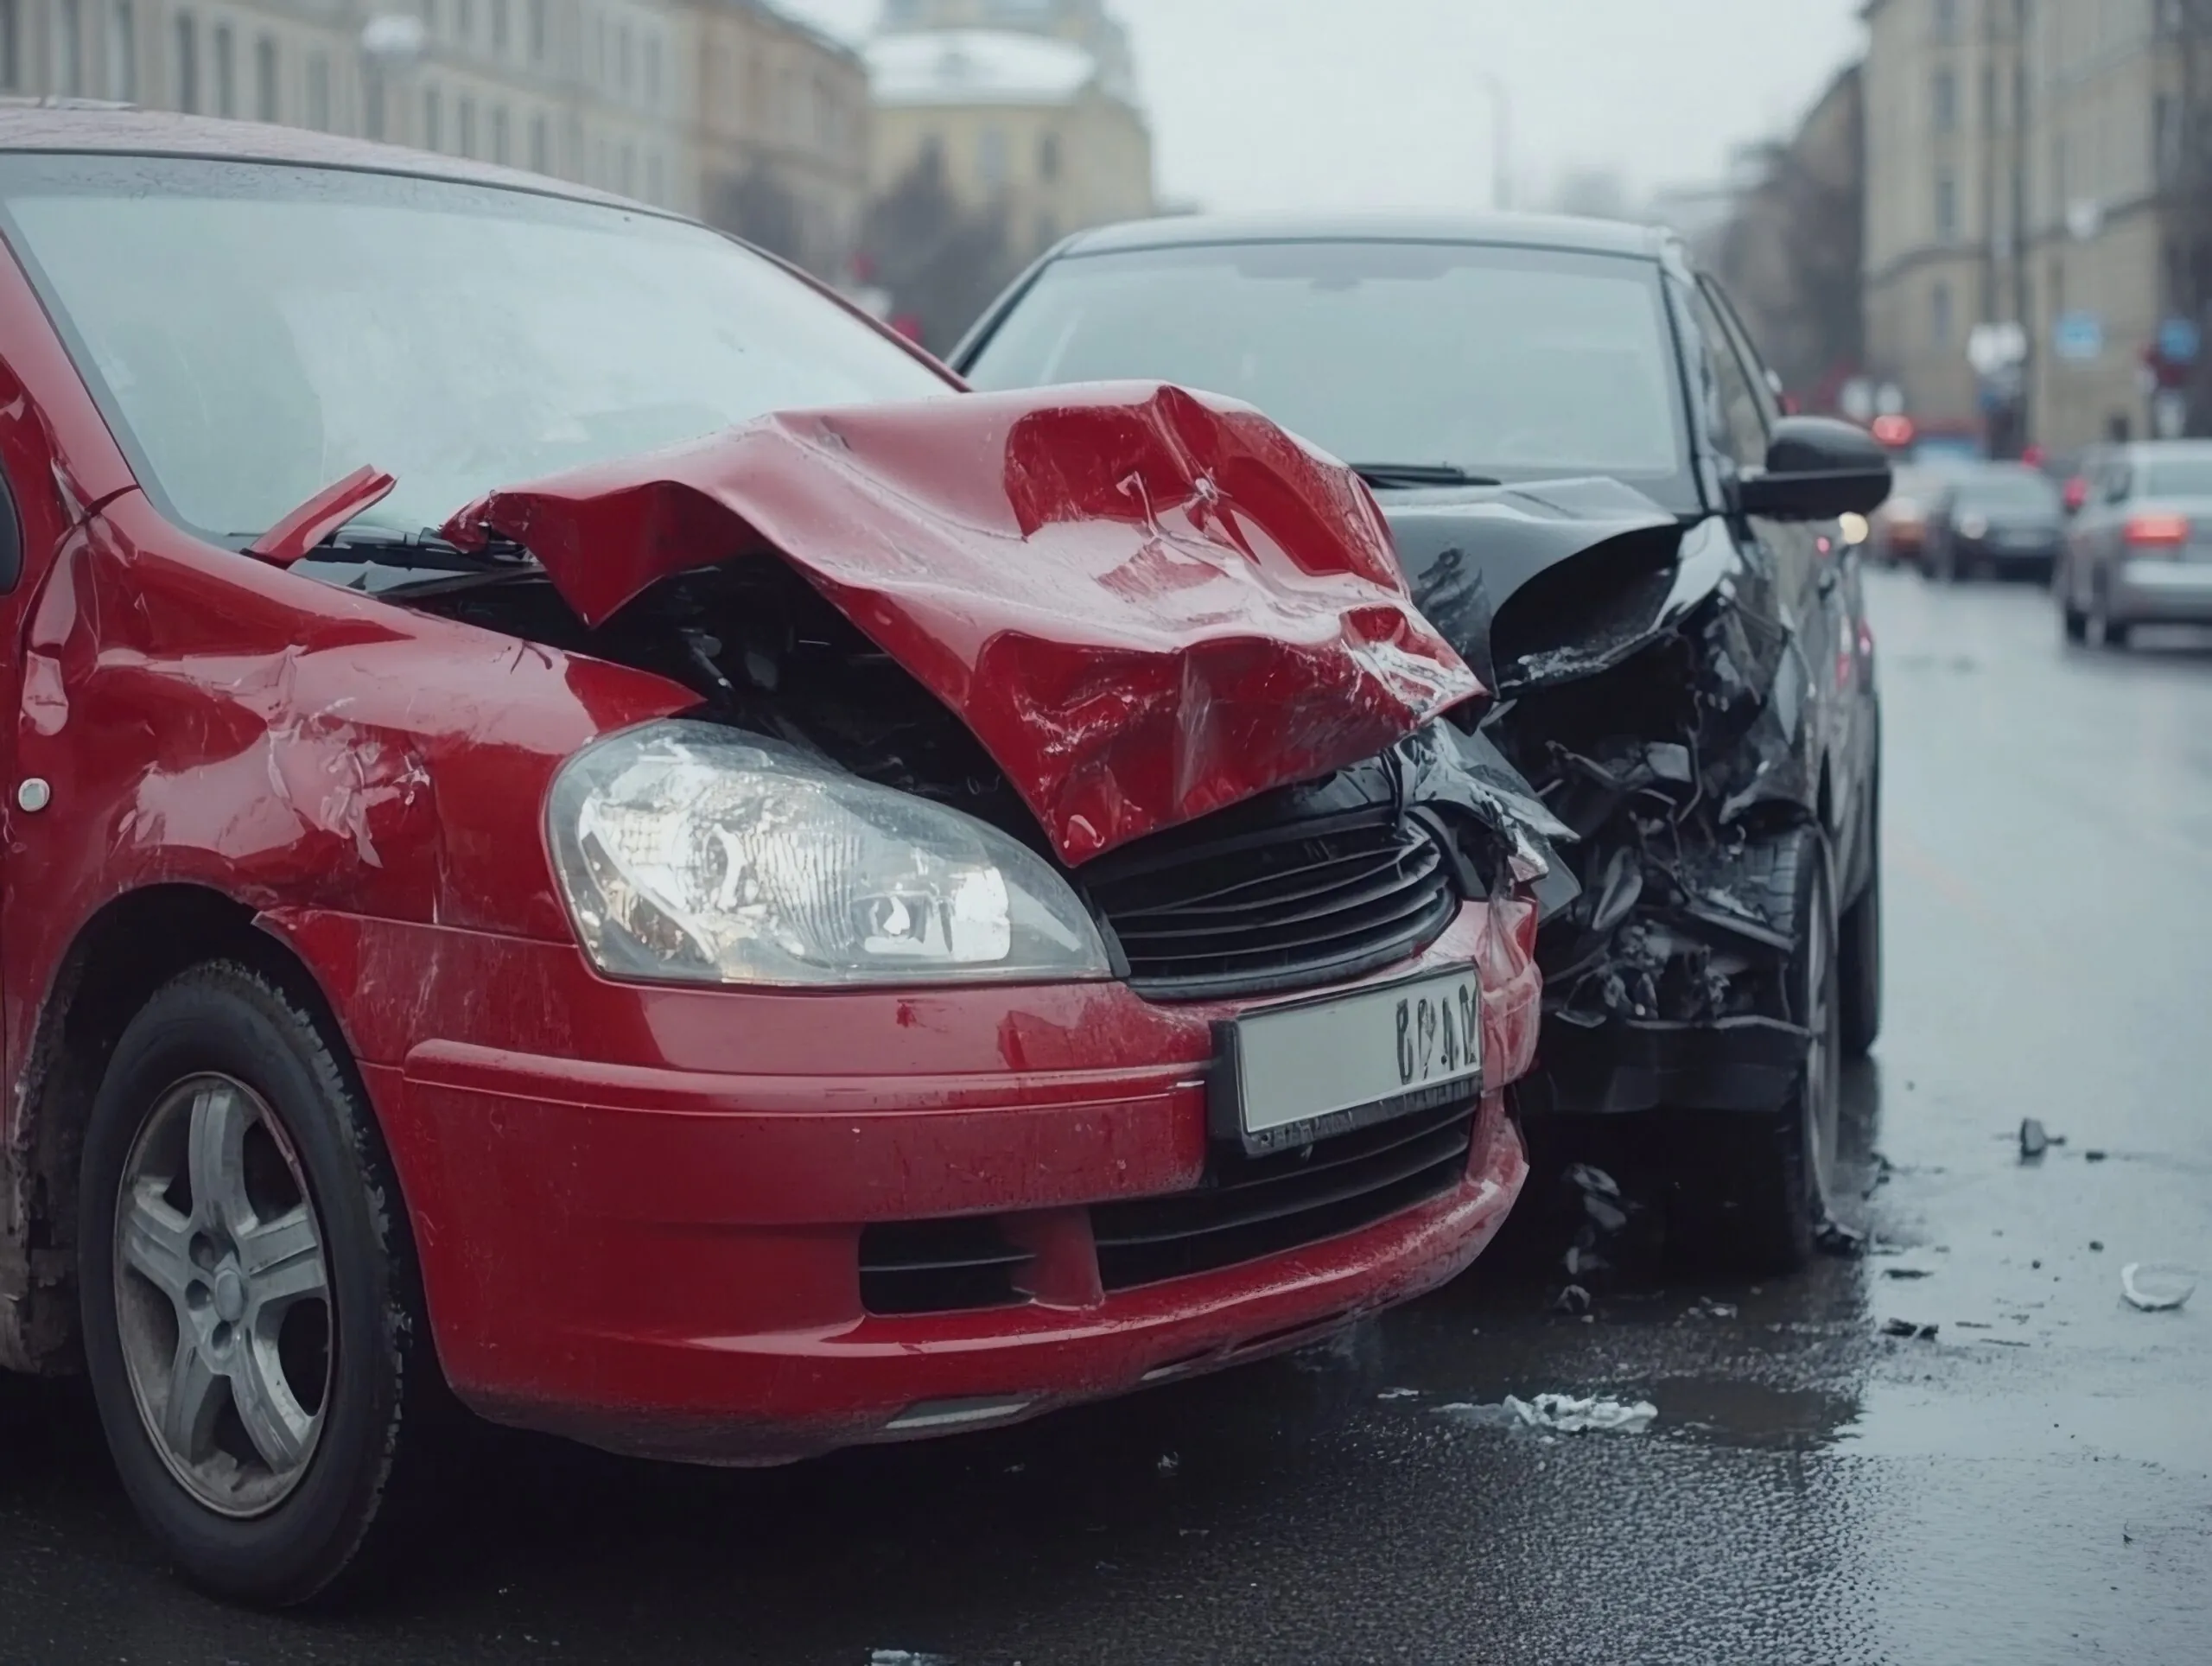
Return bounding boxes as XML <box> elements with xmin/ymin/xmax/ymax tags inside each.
<box><xmin>1736</xmin><ymin>416</ymin><xmax>1894</xmax><ymax>520</ymax></box>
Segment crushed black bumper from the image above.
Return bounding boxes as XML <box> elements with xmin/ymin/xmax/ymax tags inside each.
<box><xmin>1513</xmin><ymin>1013</ymin><xmax>1810</xmax><ymax>1116</ymax></box>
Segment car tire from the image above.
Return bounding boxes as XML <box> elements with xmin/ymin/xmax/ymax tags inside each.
<box><xmin>78</xmin><ymin>961</ymin><xmax>444</xmax><ymax>1606</ymax></box>
<box><xmin>1671</xmin><ymin>828</ymin><xmax>1841</xmax><ymax>1275</ymax></box>
<box><xmin>1839</xmin><ymin>785</ymin><xmax>1881</xmax><ymax>1060</ymax></box>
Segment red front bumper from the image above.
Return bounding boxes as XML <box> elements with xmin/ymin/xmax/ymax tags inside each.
<box><xmin>292</xmin><ymin>898</ymin><xmax>1539</xmax><ymax>1465</ymax></box>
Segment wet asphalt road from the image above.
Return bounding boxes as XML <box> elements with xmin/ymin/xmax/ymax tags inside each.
<box><xmin>3</xmin><ymin>569</ymin><xmax>2209</xmax><ymax>1665</ymax></box>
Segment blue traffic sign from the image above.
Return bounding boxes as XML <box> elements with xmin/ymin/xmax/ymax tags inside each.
<box><xmin>2158</xmin><ymin>316</ymin><xmax>2202</xmax><ymax>366</ymax></box>
<box><xmin>2053</xmin><ymin>311</ymin><xmax>2105</xmax><ymax>361</ymax></box>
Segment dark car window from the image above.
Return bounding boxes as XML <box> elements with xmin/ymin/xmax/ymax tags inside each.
<box><xmin>1952</xmin><ymin>469</ymin><xmax>2062</xmax><ymax>512</ymax></box>
<box><xmin>963</xmin><ymin>239</ymin><xmax>1699</xmax><ymax>513</ymax></box>
<box><xmin>1682</xmin><ymin>280</ymin><xmax>1769</xmax><ymax>473</ymax></box>
<box><xmin>0</xmin><ymin>155</ymin><xmax>952</xmax><ymax>544</ymax></box>
<box><xmin>2142</xmin><ymin>458</ymin><xmax>2212</xmax><ymax>497</ymax></box>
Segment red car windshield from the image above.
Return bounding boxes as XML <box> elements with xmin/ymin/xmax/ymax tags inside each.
<box><xmin>0</xmin><ymin>155</ymin><xmax>952</xmax><ymax>545</ymax></box>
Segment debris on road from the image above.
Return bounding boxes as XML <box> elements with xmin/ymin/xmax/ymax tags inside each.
<box><xmin>870</xmin><ymin>1651</ymin><xmax>951</xmax><ymax>1665</ymax></box>
<box><xmin>2085</xmin><ymin>1149</ymin><xmax>2108</xmax><ymax>1162</ymax></box>
<box><xmin>1155</xmin><ymin>1452</ymin><xmax>1182</xmax><ymax>1476</ymax></box>
<box><xmin>2120</xmin><ymin>1263</ymin><xmax>2197</xmax><ymax>1313</ymax></box>
<box><xmin>1440</xmin><ymin>1393</ymin><xmax>1659</xmax><ymax>1434</ymax></box>
<box><xmin>1816</xmin><ymin>1218</ymin><xmax>1867</xmax><ymax>1257</ymax></box>
<box><xmin>2018</xmin><ymin>1118</ymin><xmax>2053</xmax><ymax>1160</ymax></box>
<box><xmin>1552</xmin><ymin>1283</ymin><xmax>1593</xmax><ymax>1316</ymax></box>
<box><xmin>1882</xmin><ymin>1318</ymin><xmax>1941</xmax><ymax>1340</ymax></box>
<box><xmin>1377</xmin><ymin>1387</ymin><xmax>1423</xmax><ymax>1402</ymax></box>
<box><xmin>1688</xmin><ymin>1296</ymin><xmax>1738</xmax><ymax>1319</ymax></box>
<box><xmin>1882</xmin><ymin>1268</ymin><xmax>1934</xmax><ymax>1280</ymax></box>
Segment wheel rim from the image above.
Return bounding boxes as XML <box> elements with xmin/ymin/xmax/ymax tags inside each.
<box><xmin>1799</xmin><ymin>874</ymin><xmax>1840</xmax><ymax>1215</ymax></box>
<box><xmin>112</xmin><ymin>1073</ymin><xmax>333</xmax><ymax>1518</ymax></box>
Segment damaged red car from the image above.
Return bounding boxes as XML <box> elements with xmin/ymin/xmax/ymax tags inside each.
<box><xmin>0</xmin><ymin>115</ymin><xmax>1550</xmax><ymax>1602</ymax></box>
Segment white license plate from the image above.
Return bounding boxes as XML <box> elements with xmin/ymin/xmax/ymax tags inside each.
<box><xmin>1212</xmin><ymin>966</ymin><xmax>1484</xmax><ymax>1154</ymax></box>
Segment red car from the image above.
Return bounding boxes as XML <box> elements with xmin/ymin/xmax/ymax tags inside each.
<box><xmin>0</xmin><ymin>114</ymin><xmax>1546</xmax><ymax>1602</ymax></box>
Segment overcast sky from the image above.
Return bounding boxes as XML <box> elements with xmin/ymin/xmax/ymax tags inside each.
<box><xmin>782</xmin><ymin>0</ymin><xmax>1867</xmax><ymax>213</ymax></box>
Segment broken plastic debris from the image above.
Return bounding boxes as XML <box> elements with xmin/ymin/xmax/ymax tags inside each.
<box><xmin>2018</xmin><ymin>1117</ymin><xmax>2050</xmax><ymax>1160</ymax></box>
<box><xmin>1377</xmin><ymin>1387</ymin><xmax>1423</xmax><ymax>1401</ymax></box>
<box><xmin>1551</xmin><ymin>1283</ymin><xmax>1592</xmax><ymax>1316</ymax></box>
<box><xmin>1815</xmin><ymin>1218</ymin><xmax>1866</xmax><ymax>1257</ymax></box>
<box><xmin>1882</xmin><ymin>1267</ymin><xmax>1934</xmax><ymax>1281</ymax></box>
<box><xmin>2120</xmin><ymin>1262</ymin><xmax>2196</xmax><ymax>1313</ymax></box>
<box><xmin>1881</xmin><ymin>1318</ymin><xmax>1940</xmax><ymax>1340</ymax></box>
<box><xmin>870</xmin><ymin>1652</ymin><xmax>951</xmax><ymax>1666</ymax></box>
<box><xmin>2085</xmin><ymin>1149</ymin><xmax>2109</xmax><ymax>1162</ymax></box>
<box><xmin>1155</xmin><ymin>1451</ymin><xmax>1181</xmax><ymax>1475</ymax></box>
<box><xmin>1440</xmin><ymin>1393</ymin><xmax>1658</xmax><ymax>1435</ymax></box>
<box><xmin>1688</xmin><ymin>1296</ymin><xmax>1738</xmax><ymax>1319</ymax></box>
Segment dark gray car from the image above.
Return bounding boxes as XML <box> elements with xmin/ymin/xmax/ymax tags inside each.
<box><xmin>1923</xmin><ymin>463</ymin><xmax>2065</xmax><ymax>583</ymax></box>
<box><xmin>954</xmin><ymin>214</ymin><xmax>1891</xmax><ymax>1270</ymax></box>
<box><xmin>2057</xmin><ymin>442</ymin><xmax>2212</xmax><ymax>647</ymax></box>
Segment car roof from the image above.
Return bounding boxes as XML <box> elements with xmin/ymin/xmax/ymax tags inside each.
<box><xmin>1056</xmin><ymin>211</ymin><xmax>1676</xmax><ymax>263</ymax></box>
<box><xmin>0</xmin><ymin>102</ymin><xmax>639</xmax><ymax>213</ymax></box>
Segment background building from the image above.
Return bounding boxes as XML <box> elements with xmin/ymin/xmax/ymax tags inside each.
<box><xmin>1860</xmin><ymin>0</ymin><xmax>2208</xmax><ymax>455</ymax></box>
<box><xmin>855</xmin><ymin>0</ymin><xmax>1153</xmax><ymax>349</ymax></box>
<box><xmin>0</xmin><ymin>0</ymin><xmax>865</xmax><ymax>274</ymax></box>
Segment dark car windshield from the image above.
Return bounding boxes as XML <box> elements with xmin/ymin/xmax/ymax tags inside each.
<box><xmin>1952</xmin><ymin>469</ymin><xmax>2062</xmax><ymax>512</ymax></box>
<box><xmin>2143</xmin><ymin>457</ymin><xmax>2212</xmax><ymax>498</ymax></box>
<box><xmin>0</xmin><ymin>155</ymin><xmax>951</xmax><ymax>544</ymax></box>
<box><xmin>962</xmin><ymin>239</ymin><xmax>1697</xmax><ymax>513</ymax></box>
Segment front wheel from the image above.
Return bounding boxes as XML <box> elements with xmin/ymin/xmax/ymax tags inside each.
<box><xmin>78</xmin><ymin>963</ymin><xmax>442</xmax><ymax>1606</ymax></box>
<box><xmin>1672</xmin><ymin>830</ymin><xmax>1841</xmax><ymax>1274</ymax></box>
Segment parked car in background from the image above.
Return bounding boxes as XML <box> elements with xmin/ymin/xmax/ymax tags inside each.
<box><xmin>0</xmin><ymin>115</ymin><xmax>1555</xmax><ymax>1604</ymax></box>
<box><xmin>1923</xmin><ymin>463</ymin><xmax>2067</xmax><ymax>582</ymax></box>
<box><xmin>2057</xmin><ymin>441</ymin><xmax>2212</xmax><ymax>647</ymax></box>
<box><xmin>1869</xmin><ymin>463</ymin><xmax>1953</xmax><ymax>567</ymax></box>
<box><xmin>957</xmin><ymin>213</ymin><xmax>1891</xmax><ymax>1275</ymax></box>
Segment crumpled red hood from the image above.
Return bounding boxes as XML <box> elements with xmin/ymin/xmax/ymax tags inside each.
<box><xmin>442</xmin><ymin>382</ymin><xmax>1480</xmax><ymax>865</ymax></box>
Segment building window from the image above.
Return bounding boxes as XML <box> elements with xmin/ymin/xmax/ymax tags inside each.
<box><xmin>493</xmin><ymin>0</ymin><xmax>509</xmax><ymax>55</ymax></box>
<box><xmin>1932</xmin><ymin>67</ymin><xmax>1957</xmax><ymax>133</ymax></box>
<box><xmin>1932</xmin><ymin>280</ymin><xmax>1954</xmax><ymax>347</ymax></box>
<box><xmin>174</xmin><ymin>12</ymin><xmax>198</xmax><ymax>112</ymax></box>
<box><xmin>56</xmin><ymin>0</ymin><xmax>82</xmax><ymax>96</ymax></box>
<box><xmin>529</xmin><ymin>0</ymin><xmax>546</xmax><ymax>61</ymax></box>
<box><xmin>307</xmin><ymin>51</ymin><xmax>331</xmax><ymax>130</ymax></box>
<box><xmin>978</xmin><ymin>125</ymin><xmax>1009</xmax><ymax>189</ymax></box>
<box><xmin>529</xmin><ymin>111</ymin><xmax>549</xmax><ymax>171</ymax></box>
<box><xmin>1038</xmin><ymin>130</ymin><xmax>1061</xmax><ymax>181</ymax></box>
<box><xmin>107</xmin><ymin>0</ymin><xmax>136</xmax><ymax>100</ymax></box>
<box><xmin>255</xmin><ymin>35</ymin><xmax>277</xmax><ymax>122</ymax></box>
<box><xmin>423</xmin><ymin>85</ymin><xmax>442</xmax><ymax>150</ymax></box>
<box><xmin>213</xmin><ymin>22</ymin><xmax>234</xmax><ymax>118</ymax></box>
<box><xmin>459</xmin><ymin>96</ymin><xmax>477</xmax><ymax>158</ymax></box>
<box><xmin>1936</xmin><ymin>169</ymin><xmax>1959</xmax><ymax>241</ymax></box>
<box><xmin>492</xmin><ymin>104</ymin><xmax>510</xmax><ymax>162</ymax></box>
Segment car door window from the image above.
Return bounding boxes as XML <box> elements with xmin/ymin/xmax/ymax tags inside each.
<box><xmin>1683</xmin><ymin>282</ymin><xmax>1769</xmax><ymax>474</ymax></box>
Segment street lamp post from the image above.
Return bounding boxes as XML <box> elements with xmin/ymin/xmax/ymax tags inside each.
<box><xmin>1478</xmin><ymin>72</ymin><xmax>1512</xmax><ymax>211</ymax></box>
<box><xmin>359</xmin><ymin>14</ymin><xmax>427</xmax><ymax>143</ymax></box>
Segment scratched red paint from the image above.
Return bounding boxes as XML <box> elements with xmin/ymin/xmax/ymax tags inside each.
<box><xmin>0</xmin><ymin>112</ymin><xmax>1535</xmax><ymax>1463</ymax></box>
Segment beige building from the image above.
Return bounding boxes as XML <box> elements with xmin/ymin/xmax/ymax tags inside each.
<box><xmin>1863</xmin><ymin>0</ymin><xmax>2196</xmax><ymax>452</ymax></box>
<box><xmin>0</xmin><ymin>0</ymin><xmax>866</xmax><ymax>271</ymax></box>
<box><xmin>864</xmin><ymin>23</ymin><xmax>1152</xmax><ymax>261</ymax></box>
<box><xmin>695</xmin><ymin>0</ymin><xmax>870</xmax><ymax>276</ymax></box>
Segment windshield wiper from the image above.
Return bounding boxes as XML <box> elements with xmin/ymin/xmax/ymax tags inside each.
<box><xmin>1349</xmin><ymin>463</ymin><xmax>1503</xmax><ymax>489</ymax></box>
<box><xmin>242</xmin><ymin>464</ymin><xmax>531</xmax><ymax>580</ymax></box>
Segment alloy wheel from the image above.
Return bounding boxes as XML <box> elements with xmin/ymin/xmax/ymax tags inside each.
<box><xmin>112</xmin><ymin>1072</ymin><xmax>333</xmax><ymax>1518</ymax></box>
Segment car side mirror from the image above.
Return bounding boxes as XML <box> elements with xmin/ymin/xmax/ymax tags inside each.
<box><xmin>1736</xmin><ymin>416</ymin><xmax>1894</xmax><ymax>520</ymax></box>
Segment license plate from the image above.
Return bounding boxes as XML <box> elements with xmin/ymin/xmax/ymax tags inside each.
<box><xmin>1211</xmin><ymin>966</ymin><xmax>1484</xmax><ymax>1154</ymax></box>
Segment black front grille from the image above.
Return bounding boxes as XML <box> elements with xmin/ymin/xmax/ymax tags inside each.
<box><xmin>1085</xmin><ymin>810</ymin><xmax>1459</xmax><ymax>1001</ymax></box>
<box><xmin>1089</xmin><ymin>1098</ymin><xmax>1477</xmax><ymax>1291</ymax></box>
<box><xmin>858</xmin><ymin>1218</ymin><xmax>1033</xmax><ymax>1315</ymax></box>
